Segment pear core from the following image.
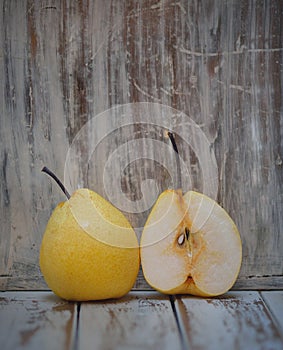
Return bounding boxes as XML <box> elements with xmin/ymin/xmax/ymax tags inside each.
<box><xmin>40</xmin><ymin>188</ymin><xmax>140</xmax><ymax>301</ymax></box>
<box><xmin>140</xmin><ymin>190</ymin><xmax>242</xmax><ymax>297</ymax></box>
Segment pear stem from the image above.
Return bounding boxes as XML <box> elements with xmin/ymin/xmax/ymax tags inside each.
<box><xmin>168</xmin><ymin>132</ymin><xmax>182</xmax><ymax>190</ymax></box>
<box><xmin>168</xmin><ymin>132</ymin><xmax>179</xmax><ymax>154</ymax></box>
<box><xmin>42</xmin><ymin>166</ymin><xmax>71</xmax><ymax>199</ymax></box>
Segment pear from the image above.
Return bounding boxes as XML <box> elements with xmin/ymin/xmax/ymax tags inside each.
<box><xmin>140</xmin><ymin>189</ymin><xmax>242</xmax><ymax>296</ymax></box>
<box><xmin>140</xmin><ymin>133</ymin><xmax>242</xmax><ymax>297</ymax></box>
<box><xmin>40</xmin><ymin>167</ymin><xmax>140</xmax><ymax>301</ymax></box>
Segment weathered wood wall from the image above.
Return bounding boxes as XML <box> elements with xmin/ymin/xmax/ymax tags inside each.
<box><xmin>0</xmin><ymin>0</ymin><xmax>282</xmax><ymax>290</ymax></box>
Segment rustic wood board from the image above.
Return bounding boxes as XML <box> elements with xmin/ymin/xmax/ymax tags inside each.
<box><xmin>0</xmin><ymin>291</ymin><xmax>77</xmax><ymax>350</ymax></box>
<box><xmin>1</xmin><ymin>291</ymin><xmax>283</xmax><ymax>350</ymax></box>
<box><xmin>0</xmin><ymin>0</ymin><xmax>282</xmax><ymax>290</ymax></box>
<box><xmin>174</xmin><ymin>291</ymin><xmax>283</xmax><ymax>350</ymax></box>
<box><xmin>78</xmin><ymin>291</ymin><xmax>182</xmax><ymax>350</ymax></box>
<box><xmin>261</xmin><ymin>291</ymin><xmax>283</xmax><ymax>333</ymax></box>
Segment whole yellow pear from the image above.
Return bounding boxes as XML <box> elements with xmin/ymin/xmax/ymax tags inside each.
<box><xmin>40</xmin><ymin>187</ymin><xmax>140</xmax><ymax>301</ymax></box>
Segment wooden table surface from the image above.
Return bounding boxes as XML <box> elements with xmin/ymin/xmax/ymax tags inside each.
<box><xmin>0</xmin><ymin>290</ymin><xmax>282</xmax><ymax>350</ymax></box>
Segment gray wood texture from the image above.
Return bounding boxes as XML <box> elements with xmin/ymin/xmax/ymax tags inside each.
<box><xmin>175</xmin><ymin>291</ymin><xmax>283</xmax><ymax>350</ymax></box>
<box><xmin>0</xmin><ymin>292</ymin><xmax>77</xmax><ymax>350</ymax></box>
<box><xmin>0</xmin><ymin>291</ymin><xmax>282</xmax><ymax>350</ymax></box>
<box><xmin>78</xmin><ymin>291</ymin><xmax>182</xmax><ymax>350</ymax></box>
<box><xmin>262</xmin><ymin>291</ymin><xmax>283</xmax><ymax>333</ymax></box>
<box><xmin>0</xmin><ymin>0</ymin><xmax>282</xmax><ymax>290</ymax></box>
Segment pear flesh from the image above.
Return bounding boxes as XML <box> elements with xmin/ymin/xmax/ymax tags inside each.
<box><xmin>140</xmin><ymin>190</ymin><xmax>242</xmax><ymax>297</ymax></box>
<box><xmin>40</xmin><ymin>188</ymin><xmax>140</xmax><ymax>301</ymax></box>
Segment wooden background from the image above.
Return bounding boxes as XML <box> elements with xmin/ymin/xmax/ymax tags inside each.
<box><xmin>0</xmin><ymin>0</ymin><xmax>282</xmax><ymax>291</ymax></box>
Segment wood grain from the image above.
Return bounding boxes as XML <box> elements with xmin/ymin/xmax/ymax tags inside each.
<box><xmin>0</xmin><ymin>0</ymin><xmax>282</xmax><ymax>290</ymax></box>
<box><xmin>78</xmin><ymin>291</ymin><xmax>182</xmax><ymax>350</ymax></box>
<box><xmin>175</xmin><ymin>291</ymin><xmax>283</xmax><ymax>350</ymax></box>
<box><xmin>261</xmin><ymin>291</ymin><xmax>283</xmax><ymax>333</ymax></box>
<box><xmin>0</xmin><ymin>292</ymin><xmax>77</xmax><ymax>350</ymax></box>
<box><xmin>1</xmin><ymin>291</ymin><xmax>282</xmax><ymax>350</ymax></box>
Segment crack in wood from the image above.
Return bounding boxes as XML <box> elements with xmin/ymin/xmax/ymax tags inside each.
<box><xmin>247</xmin><ymin>275</ymin><xmax>283</xmax><ymax>279</ymax></box>
<box><xmin>169</xmin><ymin>295</ymin><xmax>188</xmax><ymax>350</ymax></box>
<box><xmin>0</xmin><ymin>274</ymin><xmax>13</xmax><ymax>278</ymax></box>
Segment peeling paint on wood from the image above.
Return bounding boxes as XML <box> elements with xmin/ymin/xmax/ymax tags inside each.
<box><xmin>0</xmin><ymin>292</ymin><xmax>77</xmax><ymax>350</ymax></box>
<box><xmin>78</xmin><ymin>291</ymin><xmax>182</xmax><ymax>350</ymax></box>
<box><xmin>0</xmin><ymin>0</ymin><xmax>282</xmax><ymax>290</ymax></box>
<box><xmin>0</xmin><ymin>291</ymin><xmax>282</xmax><ymax>349</ymax></box>
<box><xmin>175</xmin><ymin>291</ymin><xmax>283</xmax><ymax>350</ymax></box>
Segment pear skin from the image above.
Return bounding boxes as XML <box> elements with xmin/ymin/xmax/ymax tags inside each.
<box><xmin>40</xmin><ymin>188</ymin><xmax>140</xmax><ymax>301</ymax></box>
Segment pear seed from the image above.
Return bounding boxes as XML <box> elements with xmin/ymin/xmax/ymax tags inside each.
<box><xmin>177</xmin><ymin>234</ymin><xmax>185</xmax><ymax>246</ymax></box>
<box><xmin>185</xmin><ymin>227</ymin><xmax>190</xmax><ymax>240</ymax></box>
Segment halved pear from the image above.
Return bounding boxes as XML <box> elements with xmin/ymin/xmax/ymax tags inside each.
<box><xmin>140</xmin><ymin>190</ymin><xmax>242</xmax><ymax>297</ymax></box>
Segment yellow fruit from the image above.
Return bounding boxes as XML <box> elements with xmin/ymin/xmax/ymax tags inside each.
<box><xmin>140</xmin><ymin>189</ymin><xmax>242</xmax><ymax>297</ymax></box>
<box><xmin>40</xmin><ymin>188</ymin><xmax>140</xmax><ymax>301</ymax></box>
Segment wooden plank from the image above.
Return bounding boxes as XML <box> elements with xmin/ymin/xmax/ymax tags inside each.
<box><xmin>234</xmin><ymin>275</ymin><xmax>283</xmax><ymax>290</ymax></box>
<box><xmin>0</xmin><ymin>0</ymin><xmax>282</xmax><ymax>291</ymax></box>
<box><xmin>174</xmin><ymin>291</ymin><xmax>283</xmax><ymax>350</ymax></box>
<box><xmin>261</xmin><ymin>291</ymin><xmax>283</xmax><ymax>333</ymax></box>
<box><xmin>0</xmin><ymin>292</ymin><xmax>77</xmax><ymax>350</ymax></box>
<box><xmin>78</xmin><ymin>291</ymin><xmax>182</xmax><ymax>350</ymax></box>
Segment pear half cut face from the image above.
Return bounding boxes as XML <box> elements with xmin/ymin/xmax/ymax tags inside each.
<box><xmin>140</xmin><ymin>190</ymin><xmax>242</xmax><ymax>297</ymax></box>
